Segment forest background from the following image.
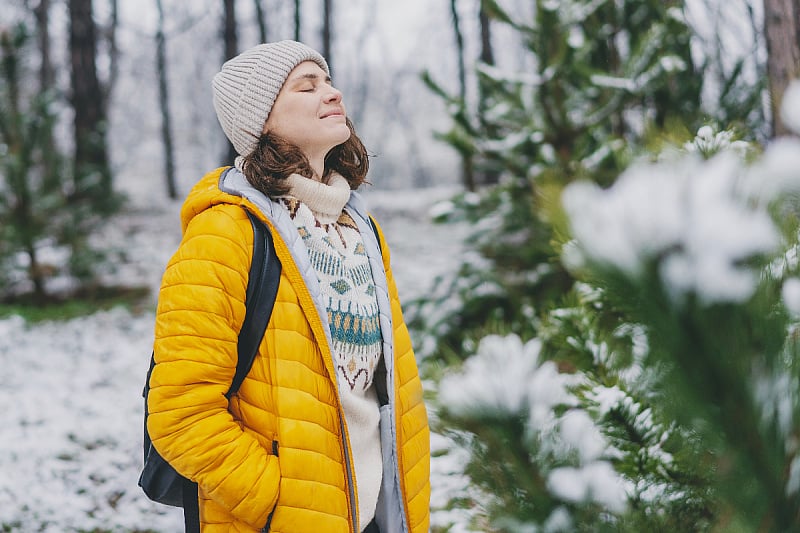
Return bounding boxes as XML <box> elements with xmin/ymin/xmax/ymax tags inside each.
<box><xmin>5</xmin><ymin>0</ymin><xmax>800</xmax><ymax>531</ymax></box>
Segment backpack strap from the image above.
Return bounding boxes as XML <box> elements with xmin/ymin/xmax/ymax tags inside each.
<box><xmin>366</xmin><ymin>215</ymin><xmax>391</xmax><ymax>407</ymax></box>
<box><xmin>227</xmin><ymin>209</ymin><xmax>281</xmax><ymax>398</ymax></box>
<box><xmin>368</xmin><ymin>215</ymin><xmax>382</xmax><ymax>253</ymax></box>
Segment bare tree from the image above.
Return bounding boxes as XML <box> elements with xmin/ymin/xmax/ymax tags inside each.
<box><xmin>322</xmin><ymin>0</ymin><xmax>332</xmax><ymax>72</ymax></box>
<box><xmin>478</xmin><ymin>4</ymin><xmax>494</xmax><ymax>67</ymax></box>
<box><xmin>254</xmin><ymin>0</ymin><xmax>268</xmax><ymax>43</ymax></box>
<box><xmin>106</xmin><ymin>0</ymin><xmax>120</xmax><ymax>97</ymax></box>
<box><xmin>24</xmin><ymin>0</ymin><xmax>56</xmax><ymax>179</ymax></box>
<box><xmin>764</xmin><ymin>0</ymin><xmax>800</xmax><ymax>136</ymax></box>
<box><xmin>223</xmin><ymin>0</ymin><xmax>239</xmax><ymax>162</ymax></box>
<box><xmin>223</xmin><ymin>0</ymin><xmax>238</xmax><ymax>60</ymax></box>
<box><xmin>450</xmin><ymin>0</ymin><xmax>475</xmax><ymax>190</ymax></box>
<box><xmin>155</xmin><ymin>0</ymin><xmax>177</xmax><ymax>199</ymax></box>
<box><xmin>450</xmin><ymin>0</ymin><xmax>466</xmax><ymax>102</ymax></box>
<box><xmin>294</xmin><ymin>0</ymin><xmax>301</xmax><ymax>41</ymax></box>
<box><xmin>23</xmin><ymin>0</ymin><xmax>54</xmax><ymax>91</ymax></box>
<box><xmin>68</xmin><ymin>0</ymin><xmax>112</xmax><ymax>199</ymax></box>
<box><xmin>477</xmin><ymin>2</ymin><xmax>499</xmax><ymax>185</ymax></box>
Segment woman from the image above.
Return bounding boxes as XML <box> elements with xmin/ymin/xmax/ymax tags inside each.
<box><xmin>147</xmin><ymin>41</ymin><xmax>430</xmax><ymax>533</ymax></box>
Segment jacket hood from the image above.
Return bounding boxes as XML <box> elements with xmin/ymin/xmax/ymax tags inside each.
<box><xmin>180</xmin><ymin>166</ymin><xmax>370</xmax><ymax>236</ymax></box>
<box><xmin>179</xmin><ymin>166</ymin><xmax>250</xmax><ymax>234</ymax></box>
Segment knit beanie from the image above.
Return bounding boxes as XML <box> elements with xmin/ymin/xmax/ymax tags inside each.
<box><xmin>212</xmin><ymin>40</ymin><xmax>330</xmax><ymax>157</ymax></box>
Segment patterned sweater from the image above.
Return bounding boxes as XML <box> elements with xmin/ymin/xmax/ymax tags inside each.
<box><xmin>282</xmin><ymin>172</ymin><xmax>383</xmax><ymax>531</ymax></box>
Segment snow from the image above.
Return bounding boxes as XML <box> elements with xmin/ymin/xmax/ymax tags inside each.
<box><xmin>744</xmin><ymin>137</ymin><xmax>800</xmax><ymax>204</ymax></box>
<box><xmin>438</xmin><ymin>335</ymin><xmax>544</xmax><ymax>416</ymax></box>
<box><xmin>587</xmin><ymin>385</ymin><xmax>627</xmax><ymax>416</ymax></box>
<box><xmin>789</xmin><ymin>455</ymin><xmax>800</xmax><ymax>496</ymax></box>
<box><xmin>590</xmin><ymin>74</ymin><xmax>636</xmax><ymax>92</ymax></box>
<box><xmin>546</xmin><ymin>461</ymin><xmax>627</xmax><ymax>513</ymax></box>
<box><xmin>0</xmin><ymin>308</ymin><xmax>180</xmax><ymax>531</ymax></box>
<box><xmin>0</xmin><ymin>187</ymin><xmax>471</xmax><ymax>531</ymax></box>
<box><xmin>559</xmin><ymin>410</ymin><xmax>607</xmax><ymax>463</ymax></box>
<box><xmin>438</xmin><ymin>332</ymin><xmax>632</xmax><ymax>513</ymax></box>
<box><xmin>562</xmin><ymin>137</ymin><xmax>796</xmax><ymax>304</ymax></box>
<box><xmin>781</xmin><ymin>79</ymin><xmax>800</xmax><ymax>135</ymax></box>
<box><xmin>782</xmin><ymin>278</ymin><xmax>800</xmax><ymax>317</ymax></box>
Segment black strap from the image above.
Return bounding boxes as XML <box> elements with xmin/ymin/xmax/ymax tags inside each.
<box><xmin>367</xmin><ymin>215</ymin><xmax>390</xmax><ymax>407</ymax></box>
<box><xmin>226</xmin><ymin>210</ymin><xmax>281</xmax><ymax>399</ymax></box>
<box><xmin>182</xmin><ymin>479</ymin><xmax>200</xmax><ymax>533</ymax></box>
<box><xmin>368</xmin><ymin>215</ymin><xmax>382</xmax><ymax>251</ymax></box>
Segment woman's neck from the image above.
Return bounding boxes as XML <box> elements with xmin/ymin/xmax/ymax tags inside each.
<box><xmin>307</xmin><ymin>154</ymin><xmax>326</xmax><ymax>182</ymax></box>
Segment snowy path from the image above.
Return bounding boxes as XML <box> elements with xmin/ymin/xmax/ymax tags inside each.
<box><xmin>0</xmin><ymin>188</ymin><xmax>472</xmax><ymax>531</ymax></box>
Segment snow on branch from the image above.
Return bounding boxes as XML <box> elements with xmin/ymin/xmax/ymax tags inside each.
<box><xmin>562</xmin><ymin>129</ymin><xmax>800</xmax><ymax>304</ymax></box>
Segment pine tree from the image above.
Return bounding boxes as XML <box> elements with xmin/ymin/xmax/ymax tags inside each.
<box><xmin>437</xmin><ymin>127</ymin><xmax>800</xmax><ymax>531</ymax></box>
<box><xmin>418</xmin><ymin>0</ymin><xmax>729</xmax><ymax>361</ymax></box>
<box><xmin>419</xmin><ymin>1</ymin><xmax>779</xmax><ymax>530</ymax></box>
<box><xmin>0</xmin><ymin>24</ymin><xmax>114</xmax><ymax>302</ymax></box>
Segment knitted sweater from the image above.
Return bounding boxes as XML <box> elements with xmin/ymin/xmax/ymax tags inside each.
<box><xmin>282</xmin><ymin>172</ymin><xmax>383</xmax><ymax>531</ymax></box>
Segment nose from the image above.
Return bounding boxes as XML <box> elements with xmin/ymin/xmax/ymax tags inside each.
<box><xmin>324</xmin><ymin>86</ymin><xmax>343</xmax><ymax>104</ymax></box>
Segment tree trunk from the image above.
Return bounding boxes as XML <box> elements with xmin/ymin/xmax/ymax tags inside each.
<box><xmin>450</xmin><ymin>0</ymin><xmax>475</xmax><ymax>191</ymax></box>
<box><xmin>254</xmin><ymin>0</ymin><xmax>268</xmax><ymax>43</ymax></box>
<box><xmin>451</xmin><ymin>0</ymin><xmax>466</xmax><ymax>102</ymax></box>
<box><xmin>479</xmin><ymin>6</ymin><xmax>494</xmax><ymax>66</ymax></box>
<box><xmin>29</xmin><ymin>0</ymin><xmax>57</xmax><ymax>182</ymax></box>
<box><xmin>294</xmin><ymin>0</ymin><xmax>301</xmax><ymax>41</ymax></box>
<box><xmin>156</xmin><ymin>0</ymin><xmax>178</xmax><ymax>199</ymax></box>
<box><xmin>223</xmin><ymin>0</ymin><xmax>239</xmax><ymax>162</ymax></box>
<box><xmin>68</xmin><ymin>0</ymin><xmax>112</xmax><ymax>199</ymax></box>
<box><xmin>764</xmin><ymin>0</ymin><xmax>800</xmax><ymax>137</ymax></box>
<box><xmin>322</xmin><ymin>0</ymin><xmax>332</xmax><ymax>72</ymax></box>
<box><xmin>478</xmin><ymin>4</ymin><xmax>499</xmax><ymax>186</ymax></box>
<box><xmin>31</xmin><ymin>0</ymin><xmax>54</xmax><ymax>91</ymax></box>
<box><xmin>106</xmin><ymin>0</ymin><xmax>120</xmax><ymax>100</ymax></box>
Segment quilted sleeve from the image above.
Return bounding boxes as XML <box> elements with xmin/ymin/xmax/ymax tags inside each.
<box><xmin>148</xmin><ymin>204</ymin><xmax>279</xmax><ymax>529</ymax></box>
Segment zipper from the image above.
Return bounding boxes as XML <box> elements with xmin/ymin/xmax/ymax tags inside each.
<box><xmin>252</xmin><ymin>197</ymin><xmax>362</xmax><ymax>532</ymax></box>
<box><xmin>338</xmin><ymin>415</ymin><xmax>358</xmax><ymax>532</ymax></box>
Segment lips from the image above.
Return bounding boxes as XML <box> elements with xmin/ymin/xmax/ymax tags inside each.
<box><xmin>321</xmin><ymin>109</ymin><xmax>345</xmax><ymax>119</ymax></box>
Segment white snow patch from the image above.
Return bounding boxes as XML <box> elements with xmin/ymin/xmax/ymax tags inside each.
<box><xmin>547</xmin><ymin>461</ymin><xmax>628</xmax><ymax>513</ymax></box>
<box><xmin>562</xmin><ymin>149</ymin><xmax>784</xmax><ymax>305</ymax></box>
<box><xmin>439</xmin><ymin>335</ymin><xmax>543</xmax><ymax>416</ymax></box>
<box><xmin>781</xmin><ymin>79</ymin><xmax>800</xmax><ymax>135</ymax></box>
<box><xmin>783</xmin><ymin>278</ymin><xmax>800</xmax><ymax>317</ymax></box>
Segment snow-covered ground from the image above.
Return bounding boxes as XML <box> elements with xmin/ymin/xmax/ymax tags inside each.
<box><xmin>0</xmin><ymin>186</ymin><xmax>473</xmax><ymax>531</ymax></box>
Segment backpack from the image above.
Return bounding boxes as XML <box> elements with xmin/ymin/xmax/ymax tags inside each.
<box><xmin>139</xmin><ymin>209</ymin><xmax>281</xmax><ymax>532</ymax></box>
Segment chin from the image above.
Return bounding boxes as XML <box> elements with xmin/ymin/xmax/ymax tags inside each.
<box><xmin>334</xmin><ymin>129</ymin><xmax>352</xmax><ymax>146</ymax></box>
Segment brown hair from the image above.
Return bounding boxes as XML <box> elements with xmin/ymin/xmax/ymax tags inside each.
<box><xmin>241</xmin><ymin>118</ymin><xmax>369</xmax><ymax>198</ymax></box>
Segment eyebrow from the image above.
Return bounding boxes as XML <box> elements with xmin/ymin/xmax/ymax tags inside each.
<box><xmin>289</xmin><ymin>73</ymin><xmax>332</xmax><ymax>84</ymax></box>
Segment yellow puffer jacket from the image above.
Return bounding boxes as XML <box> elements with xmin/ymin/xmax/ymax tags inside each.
<box><xmin>148</xmin><ymin>167</ymin><xmax>430</xmax><ymax>532</ymax></box>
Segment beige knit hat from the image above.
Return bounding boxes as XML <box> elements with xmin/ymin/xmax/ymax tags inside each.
<box><xmin>212</xmin><ymin>40</ymin><xmax>330</xmax><ymax>157</ymax></box>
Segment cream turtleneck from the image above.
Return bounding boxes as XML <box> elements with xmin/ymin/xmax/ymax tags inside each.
<box><xmin>284</xmin><ymin>172</ymin><xmax>351</xmax><ymax>224</ymax></box>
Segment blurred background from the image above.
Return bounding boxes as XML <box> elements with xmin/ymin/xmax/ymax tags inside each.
<box><xmin>5</xmin><ymin>0</ymin><xmax>800</xmax><ymax>531</ymax></box>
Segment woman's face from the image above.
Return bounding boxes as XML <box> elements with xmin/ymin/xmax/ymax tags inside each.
<box><xmin>263</xmin><ymin>61</ymin><xmax>351</xmax><ymax>161</ymax></box>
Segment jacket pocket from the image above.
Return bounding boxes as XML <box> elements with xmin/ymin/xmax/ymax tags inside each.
<box><xmin>261</xmin><ymin>440</ymin><xmax>280</xmax><ymax>532</ymax></box>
